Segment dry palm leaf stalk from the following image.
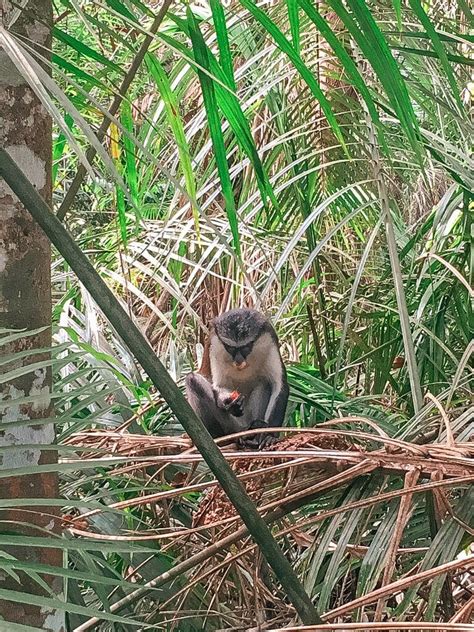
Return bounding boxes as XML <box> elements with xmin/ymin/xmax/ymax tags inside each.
<box><xmin>65</xmin><ymin>424</ymin><xmax>473</xmax><ymax>532</ymax></box>
<box><xmin>63</xmin><ymin>422</ymin><xmax>473</xmax><ymax>627</ymax></box>
<box><xmin>192</xmin><ymin>431</ymin><xmax>353</xmax><ymax>527</ymax></box>
<box><xmin>189</xmin><ymin>426</ymin><xmax>472</xmax><ymax>529</ymax></box>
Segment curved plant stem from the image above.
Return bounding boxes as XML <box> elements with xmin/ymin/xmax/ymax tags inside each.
<box><xmin>362</xmin><ymin>97</ymin><xmax>423</xmax><ymax>414</ymax></box>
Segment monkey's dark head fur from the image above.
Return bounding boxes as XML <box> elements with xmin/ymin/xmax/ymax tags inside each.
<box><xmin>212</xmin><ymin>308</ymin><xmax>270</xmax><ymax>347</ymax></box>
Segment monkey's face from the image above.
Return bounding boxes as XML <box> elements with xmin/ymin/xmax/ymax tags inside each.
<box><xmin>210</xmin><ymin>309</ymin><xmax>276</xmax><ymax>379</ymax></box>
<box><xmin>211</xmin><ymin>331</ymin><xmax>275</xmax><ymax>376</ymax></box>
<box><xmin>221</xmin><ymin>340</ymin><xmax>254</xmax><ymax>370</ymax></box>
<box><xmin>212</xmin><ymin>335</ymin><xmax>263</xmax><ymax>373</ymax></box>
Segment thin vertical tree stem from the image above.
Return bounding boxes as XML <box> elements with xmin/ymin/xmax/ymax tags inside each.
<box><xmin>368</xmin><ymin>126</ymin><xmax>424</xmax><ymax>413</ymax></box>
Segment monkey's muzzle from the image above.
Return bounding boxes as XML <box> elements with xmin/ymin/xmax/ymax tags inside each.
<box><xmin>233</xmin><ymin>360</ymin><xmax>248</xmax><ymax>370</ymax></box>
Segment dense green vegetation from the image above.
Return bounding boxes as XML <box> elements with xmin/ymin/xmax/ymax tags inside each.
<box><xmin>1</xmin><ymin>0</ymin><xmax>472</xmax><ymax>629</ymax></box>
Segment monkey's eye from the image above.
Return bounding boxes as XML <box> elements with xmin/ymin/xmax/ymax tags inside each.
<box><xmin>222</xmin><ymin>342</ymin><xmax>253</xmax><ymax>358</ymax></box>
<box><xmin>223</xmin><ymin>343</ymin><xmax>236</xmax><ymax>357</ymax></box>
<box><xmin>240</xmin><ymin>344</ymin><xmax>252</xmax><ymax>357</ymax></box>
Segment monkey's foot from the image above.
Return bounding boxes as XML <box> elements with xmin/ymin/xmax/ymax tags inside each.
<box><xmin>238</xmin><ymin>420</ymin><xmax>279</xmax><ymax>450</ymax></box>
<box><xmin>258</xmin><ymin>433</ymin><xmax>279</xmax><ymax>449</ymax></box>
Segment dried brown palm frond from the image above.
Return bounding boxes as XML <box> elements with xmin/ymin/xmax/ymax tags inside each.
<box><xmin>64</xmin><ymin>421</ymin><xmax>473</xmax><ymax>629</ymax></box>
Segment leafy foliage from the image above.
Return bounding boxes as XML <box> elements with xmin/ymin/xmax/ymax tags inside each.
<box><xmin>1</xmin><ymin>0</ymin><xmax>473</xmax><ymax>628</ymax></box>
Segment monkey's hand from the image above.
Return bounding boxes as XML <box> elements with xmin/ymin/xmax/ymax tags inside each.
<box><xmin>238</xmin><ymin>420</ymin><xmax>279</xmax><ymax>450</ymax></box>
<box><xmin>215</xmin><ymin>389</ymin><xmax>245</xmax><ymax>417</ymax></box>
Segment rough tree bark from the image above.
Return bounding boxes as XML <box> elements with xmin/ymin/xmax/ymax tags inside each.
<box><xmin>0</xmin><ymin>1</ymin><xmax>64</xmax><ymax>629</ymax></box>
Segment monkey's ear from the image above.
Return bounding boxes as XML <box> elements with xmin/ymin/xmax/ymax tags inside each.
<box><xmin>208</xmin><ymin>319</ymin><xmax>218</xmax><ymax>335</ymax></box>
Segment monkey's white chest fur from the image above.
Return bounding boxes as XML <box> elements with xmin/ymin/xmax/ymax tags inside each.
<box><xmin>209</xmin><ymin>332</ymin><xmax>283</xmax><ymax>396</ymax></box>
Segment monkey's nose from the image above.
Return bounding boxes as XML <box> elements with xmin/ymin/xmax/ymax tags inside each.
<box><xmin>233</xmin><ymin>361</ymin><xmax>248</xmax><ymax>370</ymax></box>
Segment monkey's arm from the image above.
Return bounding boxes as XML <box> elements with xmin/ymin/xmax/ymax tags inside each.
<box><xmin>264</xmin><ymin>378</ymin><xmax>289</xmax><ymax>427</ymax></box>
<box><xmin>185</xmin><ymin>373</ymin><xmax>246</xmax><ymax>438</ymax></box>
<box><xmin>238</xmin><ymin>378</ymin><xmax>288</xmax><ymax>450</ymax></box>
<box><xmin>214</xmin><ymin>389</ymin><xmax>245</xmax><ymax>417</ymax></box>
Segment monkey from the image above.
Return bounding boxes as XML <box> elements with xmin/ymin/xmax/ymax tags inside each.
<box><xmin>185</xmin><ymin>308</ymin><xmax>289</xmax><ymax>449</ymax></box>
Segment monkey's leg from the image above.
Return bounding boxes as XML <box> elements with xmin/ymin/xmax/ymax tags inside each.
<box><xmin>238</xmin><ymin>419</ymin><xmax>279</xmax><ymax>450</ymax></box>
<box><xmin>185</xmin><ymin>373</ymin><xmax>246</xmax><ymax>438</ymax></box>
<box><xmin>244</xmin><ymin>382</ymin><xmax>271</xmax><ymax>423</ymax></box>
<box><xmin>185</xmin><ymin>373</ymin><xmax>225</xmax><ymax>437</ymax></box>
<box><xmin>237</xmin><ymin>383</ymin><xmax>279</xmax><ymax>450</ymax></box>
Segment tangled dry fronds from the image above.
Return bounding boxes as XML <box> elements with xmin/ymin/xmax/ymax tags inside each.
<box><xmin>64</xmin><ymin>421</ymin><xmax>474</xmax><ymax>629</ymax></box>
<box><xmin>191</xmin><ymin>427</ymin><xmax>473</xmax><ymax>528</ymax></box>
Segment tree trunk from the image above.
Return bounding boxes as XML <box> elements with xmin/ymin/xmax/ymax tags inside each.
<box><xmin>0</xmin><ymin>1</ymin><xmax>64</xmax><ymax>630</ymax></box>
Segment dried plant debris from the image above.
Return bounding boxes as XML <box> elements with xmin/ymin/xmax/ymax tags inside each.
<box><xmin>193</xmin><ymin>432</ymin><xmax>353</xmax><ymax>527</ymax></box>
<box><xmin>64</xmin><ymin>424</ymin><xmax>473</xmax><ymax>628</ymax></box>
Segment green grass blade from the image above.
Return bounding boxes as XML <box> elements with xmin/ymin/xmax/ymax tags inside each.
<box><xmin>209</xmin><ymin>57</ymin><xmax>278</xmax><ymax>210</ymax></box>
<box><xmin>145</xmin><ymin>54</ymin><xmax>199</xmax><ymax>234</ymax></box>
<box><xmin>163</xmin><ymin>16</ymin><xmax>277</xmax><ymax>210</ymax></box>
<box><xmin>393</xmin><ymin>0</ymin><xmax>402</xmax><ymax>30</ymax></box>
<box><xmin>391</xmin><ymin>45</ymin><xmax>474</xmax><ymax>67</ymax></box>
<box><xmin>328</xmin><ymin>0</ymin><xmax>422</xmax><ymax>162</ymax></box>
<box><xmin>110</xmin><ymin>123</ymin><xmax>128</xmax><ymax>245</ymax></box>
<box><xmin>458</xmin><ymin>0</ymin><xmax>474</xmax><ymax>23</ymax></box>
<box><xmin>103</xmin><ymin>0</ymin><xmax>136</xmax><ymax>21</ymax></box>
<box><xmin>53</xmin><ymin>26</ymin><xmax>122</xmax><ymax>73</ymax></box>
<box><xmin>210</xmin><ymin>0</ymin><xmax>236</xmax><ymax>90</ymax></box>
<box><xmin>51</xmin><ymin>52</ymin><xmax>106</xmax><ymax>89</ymax></box>
<box><xmin>186</xmin><ymin>7</ymin><xmax>240</xmax><ymax>253</ymax></box>
<box><xmin>408</xmin><ymin>0</ymin><xmax>463</xmax><ymax>109</ymax></box>
<box><xmin>298</xmin><ymin>0</ymin><xmax>387</xmax><ymax>153</ymax></box>
<box><xmin>120</xmin><ymin>100</ymin><xmax>139</xmax><ymax>204</ymax></box>
<box><xmin>286</xmin><ymin>0</ymin><xmax>300</xmax><ymax>54</ymax></box>
<box><xmin>52</xmin><ymin>113</ymin><xmax>74</xmax><ymax>185</ymax></box>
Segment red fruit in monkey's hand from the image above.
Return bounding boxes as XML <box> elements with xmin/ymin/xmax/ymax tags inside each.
<box><xmin>218</xmin><ymin>390</ymin><xmax>244</xmax><ymax>416</ymax></box>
